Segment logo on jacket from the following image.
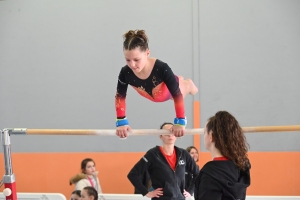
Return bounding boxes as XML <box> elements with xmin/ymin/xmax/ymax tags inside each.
<box><xmin>179</xmin><ymin>160</ymin><xmax>185</xmax><ymax>165</ymax></box>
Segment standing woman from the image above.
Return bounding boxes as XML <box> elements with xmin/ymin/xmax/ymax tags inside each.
<box><xmin>186</xmin><ymin>146</ymin><xmax>199</xmax><ymax>163</ymax></box>
<box><xmin>128</xmin><ymin>122</ymin><xmax>199</xmax><ymax>200</ymax></box>
<box><xmin>115</xmin><ymin>29</ymin><xmax>198</xmax><ymax>138</ymax></box>
<box><xmin>194</xmin><ymin>111</ymin><xmax>251</xmax><ymax>200</ymax></box>
<box><xmin>70</xmin><ymin>158</ymin><xmax>103</xmax><ymax>193</ymax></box>
<box><xmin>185</xmin><ymin>146</ymin><xmax>200</xmax><ymax>195</ymax></box>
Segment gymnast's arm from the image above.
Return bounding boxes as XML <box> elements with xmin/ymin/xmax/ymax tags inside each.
<box><xmin>115</xmin><ymin>68</ymin><xmax>128</xmax><ymax>118</ymax></box>
<box><xmin>115</xmin><ymin>68</ymin><xmax>131</xmax><ymax>137</ymax></box>
<box><xmin>127</xmin><ymin>154</ymin><xmax>151</xmax><ymax>196</ymax></box>
<box><xmin>161</xmin><ymin>63</ymin><xmax>185</xmax><ymax>119</ymax></box>
<box><xmin>161</xmin><ymin>63</ymin><xmax>186</xmax><ymax>137</ymax></box>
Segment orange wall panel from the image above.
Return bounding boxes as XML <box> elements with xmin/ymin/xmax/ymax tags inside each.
<box><xmin>193</xmin><ymin>101</ymin><xmax>201</xmax><ymax>152</ymax></box>
<box><xmin>0</xmin><ymin>152</ymin><xmax>299</xmax><ymax>199</ymax></box>
<box><xmin>0</xmin><ymin>153</ymin><xmax>143</xmax><ymax>198</ymax></box>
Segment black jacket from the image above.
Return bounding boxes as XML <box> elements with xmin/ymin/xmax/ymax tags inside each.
<box><xmin>135</xmin><ymin>168</ymin><xmax>197</xmax><ymax>195</ymax></box>
<box><xmin>194</xmin><ymin>160</ymin><xmax>251</xmax><ymax>200</ymax></box>
<box><xmin>185</xmin><ymin>164</ymin><xmax>200</xmax><ymax>194</ymax></box>
<box><xmin>128</xmin><ymin>146</ymin><xmax>199</xmax><ymax>200</ymax></box>
<box><xmin>134</xmin><ymin>170</ymin><xmax>151</xmax><ymax>194</ymax></box>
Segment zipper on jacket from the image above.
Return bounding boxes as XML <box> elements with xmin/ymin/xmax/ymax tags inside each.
<box><xmin>157</xmin><ymin>149</ymin><xmax>184</xmax><ymax>199</ymax></box>
<box><xmin>156</xmin><ymin>153</ymin><xmax>174</xmax><ymax>172</ymax></box>
<box><xmin>174</xmin><ymin>154</ymin><xmax>183</xmax><ymax>198</ymax></box>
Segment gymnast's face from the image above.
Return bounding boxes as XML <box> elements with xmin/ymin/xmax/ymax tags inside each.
<box><xmin>124</xmin><ymin>47</ymin><xmax>150</xmax><ymax>73</ymax></box>
<box><xmin>160</xmin><ymin>124</ymin><xmax>176</xmax><ymax>144</ymax></box>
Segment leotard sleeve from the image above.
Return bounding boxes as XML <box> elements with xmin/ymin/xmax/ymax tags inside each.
<box><xmin>161</xmin><ymin>63</ymin><xmax>185</xmax><ymax>119</ymax></box>
<box><xmin>115</xmin><ymin>67</ymin><xmax>128</xmax><ymax>119</ymax></box>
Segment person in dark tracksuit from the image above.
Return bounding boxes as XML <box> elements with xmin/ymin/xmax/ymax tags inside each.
<box><xmin>128</xmin><ymin>122</ymin><xmax>199</xmax><ymax>200</ymax></box>
<box><xmin>133</xmin><ymin>170</ymin><xmax>151</xmax><ymax>194</ymax></box>
<box><xmin>185</xmin><ymin>146</ymin><xmax>200</xmax><ymax>196</ymax></box>
<box><xmin>194</xmin><ymin>111</ymin><xmax>251</xmax><ymax>200</ymax></box>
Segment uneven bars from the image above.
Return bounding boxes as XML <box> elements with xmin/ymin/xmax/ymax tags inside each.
<box><xmin>5</xmin><ymin>125</ymin><xmax>300</xmax><ymax>136</ymax></box>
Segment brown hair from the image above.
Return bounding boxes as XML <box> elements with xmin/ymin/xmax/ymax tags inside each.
<box><xmin>81</xmin><ymin>158</ymin><xmax>95</xmax><ymax>174</ymax></box>
<box><xmin>83</xmin><ymin>186</ymin><xmax>98</xmax><ymax>200</ymax></box>
<box><xmin>206</xmin><ymin>111</ymin><xmax>250</xmax><ymax>170</ymax></box>
<box><xmin>71</xmin><ymin>190</ymin><xmax>81</xmax><ymax>198</ymax></box>
<box><xmin>186</xmin><ymin>146</ymin><xmax>198</xmax><ymax>153</ymax></box>
<box><xmin>123</xmin><ymin>30</ymin><xmax>149</xmax><ymax>51</ymax></box>
<box><xmin>186</xmin><ymin>146</ymin><xmax>199</xmax><ymax>162</ymax></box>
<box><xmin>160</xmin><ymin>122</ymin><xmax>173</xmax><ymax>129</ymax></box>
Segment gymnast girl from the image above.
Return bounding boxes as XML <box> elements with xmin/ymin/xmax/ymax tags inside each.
<box><xmin>69</xmin><ymin>158</ymin><xmax>102</xmax><ymax>193</ymax></box>
<box><xmin>115</xmin><ymin>29</ymin><xmax>198</xmax><ymax>138</ymax></box>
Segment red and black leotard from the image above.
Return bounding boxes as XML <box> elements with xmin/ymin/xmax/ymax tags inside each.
<box><xmin>115</xmin><ymin>59</ymin><xmax>185</xmax><ymax>119</ymax></box>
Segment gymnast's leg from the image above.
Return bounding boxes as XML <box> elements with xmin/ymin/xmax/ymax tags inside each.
<box><xmin>178</xmin><ymin>76</ymin><xmax>198</xmax><ymax>98</ymax></box>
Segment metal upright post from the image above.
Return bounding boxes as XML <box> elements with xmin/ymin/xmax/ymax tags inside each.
<box><xmin>1</xmin><ymin>129</ymin><xmax>17</xmax><ymax>200</ymax></box>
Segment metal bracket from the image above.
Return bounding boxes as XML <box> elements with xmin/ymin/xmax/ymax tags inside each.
<box><xmin>3</xmin><ymin>128</ymin><xmax>27</xmax><ymax>135</ymax></box>
<box><xmin>2</xmin><ymin>174</ymin><xmax>16</xmax><ymax>183</ymax></box>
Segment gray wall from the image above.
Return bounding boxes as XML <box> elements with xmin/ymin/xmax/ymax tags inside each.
<box><xmin>199</xmin><ymin>0</ymin><xmax>300</xmax><ymax>151</ymax></box>
<box><xmin>0</xmin><ymin>0</ymin><xmax>299</xmax><ymax>153</ymax></box>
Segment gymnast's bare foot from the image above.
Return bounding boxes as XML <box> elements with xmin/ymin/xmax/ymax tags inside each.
<box><xmin>188</xmin><ymin>79</ymin><xmax>198</xmax><ymax>95</ymax></box>
<box><xmin>179</xmin><ymin>77</ymin><xmax>198</xmax><ymax>98</ymax></box>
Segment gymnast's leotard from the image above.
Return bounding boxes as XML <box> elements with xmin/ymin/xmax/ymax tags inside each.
<box><xmin>115</xmin><ymin>59</ymin><xmax>185</xmax><ymax>119</ymax></box>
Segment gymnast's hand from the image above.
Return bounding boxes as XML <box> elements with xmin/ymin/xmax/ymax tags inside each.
<box><xmin>171</xmin><ymin>125</ymin><xmax>185</xmax><ymax>137</ymax></box>
<box><xmin>116</xmin><ymin>125</ymin><xmax>132</xmax><ymax>138</ymax></box>
<box><xmin>146</xmin><ymin>188</ymin><xmax>163</xmax><ymax>198</ymax></box>
<box><xmin>183</xmin><ymin>189</ymin><xmax>191</xmax><ymax>198</ymax></box>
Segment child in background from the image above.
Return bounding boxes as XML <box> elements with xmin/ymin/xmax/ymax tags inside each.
<box><xmin>81</xmin><ymin>186</ymin><xmax>98</xmax><ymax>200</ymax></box>
<box><xmin>70</xmin><ymin>158</ymin><xmax>102</xmax><ymax>193</ymax></box>
<box><xmin>70</xmin><ymin>190</ymin><xmax>81</xmax><ymax>200</ymax></box>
